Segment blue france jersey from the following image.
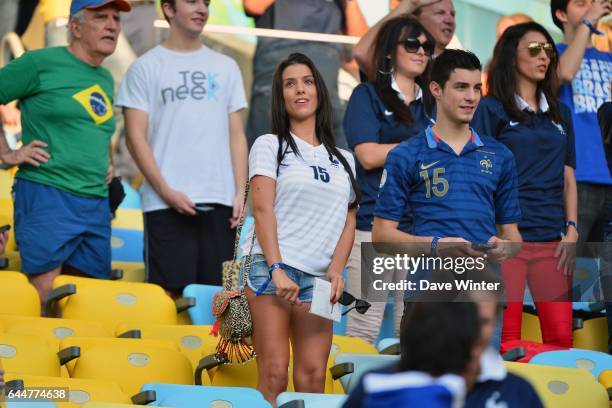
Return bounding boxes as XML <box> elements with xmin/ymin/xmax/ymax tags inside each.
<box><xmin>374</xmin><ymin>126</ymin><xmax>521</xmax><ymax>243</ymax></box>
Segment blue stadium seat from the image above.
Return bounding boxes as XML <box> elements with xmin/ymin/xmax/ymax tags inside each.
<box><xmin>118</xmin><ymin>181</ymin><xmax>141</xmax><ymax>210</ymax></box>
<box><xmin>182</xmin><ymin>284</ymin><xmax>221</xmax><ymax>325</ymax></box>
<box><xmin>329</xmin><ymin>353</ymin><xmax>400</xmax><ymax>393</ymax></box>
<box><xmin>277</xmin><ymin>392</ymin><xmax>347</xmax><ymax>408</ymax></box>
<box><xmin>138</xmin><ymin>383</ymin><xmax>272</xmax><ymax>407</ymax></box>
<box><xmin>376</xmin><ymin>337</ymin><xmax>400</xmax><ymax>354</ymax></box>
<box><xmin>529</xmin><ymin>348</ymin><xmax>612</xmax><ymax>378</ymax></box>
<box><xmin>110</xmin><ymin>228</ymin><xmax>144</xmax><ymax>263</ymax></box>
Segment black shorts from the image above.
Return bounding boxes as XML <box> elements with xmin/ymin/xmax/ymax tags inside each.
<box><xmin>143</xmin><ymin>204</ymin><xmax>235</xmax><ymax>291</ymax></box>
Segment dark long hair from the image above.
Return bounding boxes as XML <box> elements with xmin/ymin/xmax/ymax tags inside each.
<box><xmin>488</xmin><ymin>22</ymin><xmax>563</xmax><ymax>124</ymax></box>
<box><xmin>270</xmin><ymin>53</ymin><xmax>360</xmax><ymax>208</ymax></box>
<box><xmin>372</xmin><ymin>15</ymin><xmax>434</xmax><ymax>127</ymax></box>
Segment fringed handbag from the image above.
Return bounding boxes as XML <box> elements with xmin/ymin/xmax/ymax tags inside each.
<box><xmin>211</xmin><ymin>182</ymin><xmax>256</xmax><ymax>363</ymax></box>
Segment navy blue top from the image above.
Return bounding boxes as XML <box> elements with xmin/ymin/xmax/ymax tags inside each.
<box><xmin>343</xmin><ymin>366</ymin><xmax>544</xmax><ymax>408</ymax></box>
<box><xmin>471</xmin><ymin>97</ymin><xmax>576</xmax><ymax>242</ymax></box>
<box><xmin>344</xmin><ymin>82</ymin><xmax>433</xmax><ymax>231</ymax></box>
<box><xmin>374</xmin><ymin>127</ymin><xmax>521</xmax><ymax>243</ymax></box>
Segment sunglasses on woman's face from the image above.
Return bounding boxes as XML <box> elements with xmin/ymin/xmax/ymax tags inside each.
<box><xmin>398</xmin><ymin>38</ymin><xmax>435</xmax><ymax>57</ymax></box>
<box><xmin>525</xmin><ymin>42</ymin><xmax>555</xmax><ymax>59</ymax></box>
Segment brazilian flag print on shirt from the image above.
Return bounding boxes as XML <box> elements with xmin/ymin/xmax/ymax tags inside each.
<box><xmin>0</xmin><ymin>47</ymin><xmax>115</xmax><ymax>197</ymax></box>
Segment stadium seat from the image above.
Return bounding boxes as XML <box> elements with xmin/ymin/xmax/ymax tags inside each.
<box><xmin>573</xmin><ymin>317</ymin><xmax>608</xmax><ymax>353</ymax></box>
<box><xmin>598</xmin><ymin>370</ymin><xmax>611</xmax><ymax>396</ymax></box>
<box><xmin>44</xmin><ymin>275</ymin><xmax>194</xmax><ymax>326</ymax></box>
<box><xmin>4</xmin><ymin>373</ymin><xmax>131</xmax><ymax>406</ymax></box>
<box><xmin>0</xmin><ymin>332</ymin><xmax>75</xmax><ymax>377</ymax></box>
<box><xmin>0</xmin><ymin>250</ymin><xmax>22</xmax><ymax>271</ymax></box>
<box><xmin>182</xmin><ymin>284</ymin><xmax>221</xmax><ymax>325</ymax></box>
<box><xmin>329</xmin><ymin>335</ymin><xmax>378</xmax><ymax>359</ymax></box>
<box><xmin>110</xmin><ymin>261</ymin><xmax>145</xmax><ymax>283</ymax></box>
<box><xmin>2</xmin><ymin>315</ymin><xmax>113</xmax><ymax>350</ymax></box>
<box><xmin>529</xmin><ymin>349</ymin><xmax>612</xmax><ymax>379</ymax></box>
<box><xmin>115</xmin><ymin>323</ymin><xmax>217</xmax><ymax>372</ymax></box>
<box><xmin>59</xmin><ymin>337</ymin><xmax>194</xmax><ymax>396</ymax></box>
<box><xmin>506</xmin><ymin>361</ymin><xmax>608</xmax><ymax>408</ymax></box>
<box><xmin>0</xmin><ymin>271</ymin><xmax>40</xmax><ymax>317</ymax></box>
<box><xmin>277</xmin><ymin>392</ymin><xmax>347</xmax><ymax>408</ymax></box>
<box><xmin>137</xmin><ymin>382</ymin><xmax>271</xmax><ymax>407</ymax></box>
<box><xmin>194</xmin><ymin>353</ymin><xmax>269</xmax><ymax>389</ymax></box>
<box><xmin>376</xmin><ymin>337</ymin><xmax>400</xmax><ymax>355</ymax></box>
<box><xmin>329</xmin><ymin>353</ymin><xmax>400</xmax><ymax>393</ymax></box>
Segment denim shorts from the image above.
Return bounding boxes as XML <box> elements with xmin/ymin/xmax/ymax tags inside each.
<box><xmin>242</xmin><ymin>254</ymin><xmax>315</xmax><ymax>302</ymax></box>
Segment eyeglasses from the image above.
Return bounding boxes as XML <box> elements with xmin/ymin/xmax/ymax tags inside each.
<box><xmin>301</xmin><ymin>287</ymin><xmax>371</xmax><ymax>316</ymax></box>
<box><xmin>398</xmin><ymin>38</ymin><xmax>436</xmax><ymax>57</ymax></box>
<box><xmin>525</xmin><ymin>42</ymin><xmax>555</xmax><ymax>59</ymax></box>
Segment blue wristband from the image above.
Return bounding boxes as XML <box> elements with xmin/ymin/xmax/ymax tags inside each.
<box><xmin>255</xmin><ymin>262</ymin><xmax>285</xmax><ymax>297</ymax></box>
<box><xmin>566</xmin><ymin>220</ymin><xmax>578</xmax><ymax>232</ymax></box>
<box><xmin>581</xmin><ymin>19</ymin><xmax>604</xmax><ymax>35</ymax></box>
<box><xmin>268</xmin><ymin>262</ymin><xmax>286</xmax><ymax>276</ymax></box>
<box><xmin>430</xmin><ymin>236</ymin><xmax>441</xmax><ymax>257</ymax></box>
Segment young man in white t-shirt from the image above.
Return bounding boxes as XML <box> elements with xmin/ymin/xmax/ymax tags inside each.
<box><xmin>117</xmin><ymin>0</ymin><xmax>248</xmax><ymax>295</ymax></box>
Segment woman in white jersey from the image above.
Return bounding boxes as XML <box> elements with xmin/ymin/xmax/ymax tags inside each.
<box><xmin>244</xmin><ymin>52</ymin><xmax>359</xmax><ymax>404</ymax></box>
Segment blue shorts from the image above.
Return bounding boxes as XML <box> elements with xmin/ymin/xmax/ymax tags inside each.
<box><xmin>13</xmin><ymin>179</ymin><xmax>111</xmax><ymax>277</ymax></box>
<box><xmin>243</xmin><ymin>254</ymin><xmax>316</xmax><ymax>302</ymax></box>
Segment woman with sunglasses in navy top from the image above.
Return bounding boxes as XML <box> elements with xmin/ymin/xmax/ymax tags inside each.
<box><xmin>472</xmin><ymin>22</ymin><xmax>577</xmax><ymax>348</ymax></box>
<box><xmin>343</xmin><ymin>15</ymin><xmax>435</xmax><ymax>344</ymax></box>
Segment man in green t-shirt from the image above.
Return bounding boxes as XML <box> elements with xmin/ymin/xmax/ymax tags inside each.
<box><xmin>0</xmin><ymin>0</ymin><xmax>132</xmax><ymax>305</ymax></box>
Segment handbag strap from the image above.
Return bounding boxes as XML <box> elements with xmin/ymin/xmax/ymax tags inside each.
<box><xmin>230</xmin><ymin>181</ymin><xmax>257</xmax><ymax>289</ymax></box>
<box><xmin>231</xmin><ymin>181</ymin><xmax>251</xmax><ymax>260</ymax></box>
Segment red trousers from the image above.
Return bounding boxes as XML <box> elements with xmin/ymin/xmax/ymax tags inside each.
<box><xmin>501</xmin><ymin>242</ymin><xmax>573</xmax><ymax>348</ymax></box>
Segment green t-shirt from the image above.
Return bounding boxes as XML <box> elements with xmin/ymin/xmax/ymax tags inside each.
<box><xmin>0</xmin><ymin>47</ymin><xmax>115</xmax><ymax>197</ymax></box>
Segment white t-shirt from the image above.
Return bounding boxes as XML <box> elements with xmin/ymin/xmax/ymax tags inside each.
<box><xmin>243</xmin><ymin>133</ymin><xmax>356</xmax><ymax>276</ymax></box>
<box><xmin>116</xmin><ymin>45</ymin><xmax>247</xmax><ymax>212</ymax></box>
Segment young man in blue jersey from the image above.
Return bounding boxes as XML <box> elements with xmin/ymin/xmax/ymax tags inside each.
<box><xmin>372</xmin><ymin>49</ymin><xmax>523</xmax><ymax>348</ymax></box>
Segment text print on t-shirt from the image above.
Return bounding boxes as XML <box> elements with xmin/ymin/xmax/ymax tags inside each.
<box><xmin>571</xmin><ymin>58</ymin><xmax>611</xmax><ymax>114</ymax></box>
<box><xmin>161</xmin><ymin>70</ymin><xmax>220</xmax><ymax>104</ymax></box>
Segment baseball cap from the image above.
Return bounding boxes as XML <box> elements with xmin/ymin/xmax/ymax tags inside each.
<box><xmin>70</xmin><ymin>0</ymin><xmax>132</xmax><ymax>16</ymax></box>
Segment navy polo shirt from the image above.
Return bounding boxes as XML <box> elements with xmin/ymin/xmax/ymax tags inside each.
<box><xmin>344</xmin><ymin>82</ymin><xmax>433</xmax><ymax>232</ymax></box>
<box><xmin>471</xmin><ymin>96</ymin><xmax>576</xmax><ymax>241</ymax></box>
<box><xmin>374</xmin><ymin>126</ymin><xmax>521</xmax><ymax>243</ymax></box>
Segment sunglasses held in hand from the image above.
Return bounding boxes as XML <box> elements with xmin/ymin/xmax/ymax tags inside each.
<box><xmin>302</xmin><ymin>286</ymin><xmax>371</xmax><ymax>316</ymax></box>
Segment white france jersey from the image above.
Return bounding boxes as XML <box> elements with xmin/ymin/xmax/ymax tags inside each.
<box><xmin>243</xmin><ymin>133</ymin><xmax>356</xmax><ymax>276</ymax></box>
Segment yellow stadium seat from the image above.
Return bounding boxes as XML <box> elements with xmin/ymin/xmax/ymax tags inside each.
<box><xmin>0</xmin><ymin>250</ymin><xmax>22</xmax><ymax>271</ymax></box>
<box><xmin>599</xmin><ymin>369</ymin><xmax>612</xmax><ymax>399</ymax></box>
<box><xmin>574</xmin><ymin>317</ymin><xmax>608</xmax><ymax>353</ymax></box>
<box><xmin>110</xmin><ymin>261</ymin><xmax>145</xmax><ymax>283</ymax></box>
<box><xmin>60</xmin><ymin>339</ymin><xmax>194</xmax><ymax>396</ymax></box>
<box><xmin>506</xmin><ymin>361</ymin><xmax>608</xmax><ymax>407</ymax></box>
<box><xmin>44</xmin><ymin>275</ymin><xmax>192</xmax><ymax>326</ymax></box>
<box><xmin>0</xmin><ymin>332</ymin><xmax>74</xmax><ymax>377</ymax></box>
<box><xmin>115</xmin><ymin>323</ymin><xmax>216</xmax><ymax>371</ymax></box>
<box><xmin>1</xmin><ymin>315</ymin><xmax>114</xmax><ymax>350</ymax></box>
<box><xmin>111</xmin><ymin>209</ymin><xmax>143</xmax><ymax>230</ymax></box>
<box><xmin>196</xmin><ymin>354</ymin><xmax>267</xmax><ymax>389</ymax></box>
<box><xmin>58</xmin><ymin>337</ymin><xmax>178</xmax><ymax>377</ymax></box>
<box><xmin>4</xmin><ymin>373</ymin><xmax>131</xmax><ymax>407</ymax></box>
<box><xmin>0</xmin><ymin>272</ymin><xmax>40</xmax><ymax>317</ymax></box>
<box><xmin>521</xmin><ymin>312</ymin><xmax>543</xmax><ymax>342</ymax></box>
